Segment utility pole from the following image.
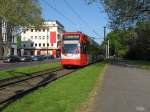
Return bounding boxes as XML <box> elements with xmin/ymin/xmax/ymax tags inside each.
<box><xmin>107</xmin><ymin>40</ymin><xmax>109</xmax><ymax>59</ymax></box>
<box><xmin>104</xmin><ymin>26</ymin><xmax>107</xmax><ymax>59</ymax></box>
<box><xmin>104</xmin><ymin>26</ymin><xmax>110</xmax><ymax>59</ymax></box>
<box><xmin>104</xmin><ymin>26</ymin><xmax>106</xmax><ymax>41</ymax></box>
<box><xmin>47</xmin><ymin>27</ymin><xmax>49</xmax><ymax>56</ymax></box>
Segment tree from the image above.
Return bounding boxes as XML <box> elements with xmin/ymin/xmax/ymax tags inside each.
<box><xmin>126</xmin><ymin>20</ymin><xmax>150</xmax><ymax>60</ymax></box>
<box><xmin>0</xmin><ymin>0</ymin><xmax>43</xmax><ymax>58</ymax></box>
<box><xmin>85</xmin><ymin>0</ymin><xmax>150</xmax><ymax>60</ymax></box>
<box><xmin>105</xmin><ymin>20</ymin><xmax>150</xmax><ymax>60</ymax></box>
<box><xmin>105</xmin><ymin>28</ymin><xmax>137</xmax><ymax>57</ymax></box>
<box><xmin>86</xmin><ymin>0</ymin><xmax>150</xmax><ymax>28</ymax></box>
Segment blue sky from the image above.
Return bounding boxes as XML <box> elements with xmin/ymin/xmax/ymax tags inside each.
<box><xmin>39</xmin><ymin>0</ymin><xmax>109</xmax><ymax>44</ymax></box>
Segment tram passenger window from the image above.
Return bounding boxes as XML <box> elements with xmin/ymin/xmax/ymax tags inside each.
<box><xmin>81</xmin><ymin>43</ymin><xmax>87</xmax><ymax>53</ymax></box>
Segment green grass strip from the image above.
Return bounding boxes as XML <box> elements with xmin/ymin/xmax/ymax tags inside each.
<box><xmin>0</xmin><ymin>62</ymin><xmax>61</xmax><ymax>80</ymax></box>
<box><xmin>3</xmin><ymin>62</ymin><xmax>105</xmax><ymax>112</ymax></box>
<box><xmin>128</xmin><ymin>60</ymin><xmax>150</xmax><ymax>69</ymax></box>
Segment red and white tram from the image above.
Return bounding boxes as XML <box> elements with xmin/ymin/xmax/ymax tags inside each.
<box><xmin>60</xmin><ymin>32</ymin><xmax>101</xmax><ymax>67</ymax></box>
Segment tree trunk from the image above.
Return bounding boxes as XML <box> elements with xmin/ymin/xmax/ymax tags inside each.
<box><xmin>5</xmin><ymin>23</ymin><xmax>13</xmax><ymax>57</ymax></box>
<box><xmin>0</xmin><ymin>19</ymin><xmax>4</xmax><ymax>59</ymax></box>
<box><xmin>3</xmin><ymin>43</ymin><xmax>11</xmax><ymax>57</ymax></box>
<box><xmin>0</xmin><ymin>46</ymin><xmax>4</xmax><ymax>59</ymax></box>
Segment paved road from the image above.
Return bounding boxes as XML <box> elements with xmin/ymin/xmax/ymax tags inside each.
<box><xmin>92</xmin><ymin>63</ymin><xmax>150</xmax><ymax>112</ymax></box>
<box><xmin>0</xmin><ymin>59</ymin><xmax>59</xmax><ymax>70</ymax></box>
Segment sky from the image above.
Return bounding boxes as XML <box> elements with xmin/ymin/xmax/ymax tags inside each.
<box><xmin>39</xmin><ymin>0</ymin><xmax>109</xmax><ymax>44</ymax></box>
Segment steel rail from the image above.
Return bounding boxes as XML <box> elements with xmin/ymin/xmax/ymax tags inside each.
<box><xmin>0</xmin><ymin>66</ymin><xmax>62</xmax><ymax>88</ymax></box>
<box><xmin>0</xmin><ymin>67</ymin><xmax>78</xmax><ymax>110</ymax></box>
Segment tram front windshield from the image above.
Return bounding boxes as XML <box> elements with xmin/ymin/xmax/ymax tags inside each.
<box><xmin>62</xmin><ymin>44</ymin><xmax>79</xmax><ymax>54</ymax></box>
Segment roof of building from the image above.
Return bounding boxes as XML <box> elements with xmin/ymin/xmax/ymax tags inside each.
<box><xmin>45</xmin><ymin>20</ymin><xmax>64</xmax><ymax>28</ymax></box>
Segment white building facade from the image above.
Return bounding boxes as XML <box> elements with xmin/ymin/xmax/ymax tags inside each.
<box><xmin>21</xmin><ymin>20</ymin><xmax>65</xmax><ymax>57</ymax></box>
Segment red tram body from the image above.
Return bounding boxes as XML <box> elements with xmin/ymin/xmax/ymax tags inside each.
<box><xmin>60</xmin><ymin>32</ymin><xmax>101</xmax><ymax>67</ymax></box>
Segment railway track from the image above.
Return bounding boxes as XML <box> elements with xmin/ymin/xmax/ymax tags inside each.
<box><xmin>0</xmin><ymin>66</ymin><xmax>62</xmax><ymax>88</ymax></box>
<box><xmin>0</xmin><ymin>67</ymin><xmax>77</xmax><ymax>110</ymax></box>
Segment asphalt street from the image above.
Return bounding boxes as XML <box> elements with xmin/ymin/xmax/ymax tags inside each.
<box><xmin>0</xmin><ymin>59</ymin><xmax>59</xmax><ymax>70</ymax></box>
<box><xmin>92</xmin><ymin>63</ymin><xmax>150</xmax><ymax>112</ymax></box>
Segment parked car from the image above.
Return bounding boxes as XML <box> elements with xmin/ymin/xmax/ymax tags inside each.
<box><xmin>20</xmin><ymin>56</ymin><xmax>32</xmax><ymax>62</ymax></box>
<box><xmin>43</xmin><ymin>55</ymin><xmax>54</xmax><ymax>60</ymax></box>
<box><xmin>3</xmin><ymin>56</ymin><xmax>21</xmax><ymax>63</ymax></box>
<box><xmin>31</xmin><ymin>55</ymin><xmax>44</xmax><ymax>61</ymax></box>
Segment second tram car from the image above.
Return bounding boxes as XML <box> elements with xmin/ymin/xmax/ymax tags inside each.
<box><xmin>60</xmin><ymin>32</ymin><xmax>101</xmax><ymax>67</ymax></box>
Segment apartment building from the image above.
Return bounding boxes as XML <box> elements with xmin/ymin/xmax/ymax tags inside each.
<box><xmin>21</xmin><ymin>20</ymin><xmax>65</xmax><ymax>57</ymax></box>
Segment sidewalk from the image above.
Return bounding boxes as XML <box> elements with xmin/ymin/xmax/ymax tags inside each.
<box><xmin>91</xmin><ymin>64</ymin><xmax>150</xmax><ymax>112</ymax></box>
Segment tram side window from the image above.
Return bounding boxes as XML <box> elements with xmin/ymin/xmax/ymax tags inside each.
<box><xmin>81</xmin><ymin>43</ymin><xmax>87</xmax><ymax>53</ymax></box>
<box><xmin>80</xmin><ymin>43</ymin><xmax>84</xmax><ymax>53</ymax></box>
<box><xmin>85</xmin><ymin>42</ymin><xmax>91</xmax><ymax>54</ymax></box>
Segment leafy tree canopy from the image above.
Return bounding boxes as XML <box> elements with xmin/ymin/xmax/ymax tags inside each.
<box><xmin>85</xmin><ymin>0</ymin><xmax>150</xmax><ymax>28</ymax></box>
<box><xmin>104</xmin><ymin>20</ymin><xmax>150</xmax><ymax>60</ymax></box>
<box><xmin>0</xmin><ymin>0</ymin><xmax>43</xmax><ymax>27</ymax></box>
<box><xmin>0</xmin><ymin>0</ymin><xmax>43</xmax><ymax>58</ymax></box>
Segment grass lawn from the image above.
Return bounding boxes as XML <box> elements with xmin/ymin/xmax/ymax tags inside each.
<box><xmin>128</xmin><ymin>60</ymin><xmax>150</xmax><ymax>69</ymax></box>
<box><xmin>0</xmin><ymin>62</ymin><xmax>61</xmax><ymax>80</ymax></box>
<box><xmin>3</xmin><ymin>62</ymin><xmax>105</xmax><ymax>112</ymax></box>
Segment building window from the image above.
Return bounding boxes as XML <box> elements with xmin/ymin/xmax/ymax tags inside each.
<box><xmin>31</xmin><ymin>29</ymin><xmax>33</xmax><ymax>32</ymax></box>
<box><xmin>39</xmin><ymin>29</ymin><xmax>41</xmax><ymax>32</ymax></box>
<box><xmin>35</xmin><ymin>29</ymin><xmax>37</xmax><ymax>32</ymax></box>
<box><xmin>43</xmin><ymin>43</ymin><xmax>45</xmax><ymax>47</ymax></box>
<box><xmin>39</xmin><ymin>43</ymin><xmax>41</xmax><ymax>47</ymax></box>
<box><xmin>35</xmin><ymin>36</ymin><xmax>37</xmax><ymax>39</ymax></box>
<box><xmin>12</xmin><ymin>36</ymin><xmax>14</xmax><ymax>43</ymax></box>
<box><xmin>43</xmin><ymin>29</ymin><xmax>45</xmax><ymax>32</ymax></box>
<box><xmin>23</xmin><ymin>44</ymin><xmax>26</xmax><ymax>47</ymax></box>
<box><xmin>39</xmin><ymin>36</ymin><xmax>41</xmax><ymax>40</ymax></box>
<box><xmin>31</xmin><ymin>51</ymin><xmax>34</xmax><ymax>55</ymax></box>
<box><xmin>47</xmin><ymin>43</ymin><xmax>49</xmax><ymax>46</ymax></box>
<box><xmin>31</xmin><ymin>36</ymin><xmax>33</xmax><ymax>39</ymax></box>
<box><xmin>23</xmin><ymin>37</ymin><xmax>26</xmax><ymax>41</ymax></box>
<box><xmin>57</xmin><ymin>34</ymin><xmax>61</xmax><ymax>40</ymax></box>
<box><xmin>43</xmin><ymin>36</ymin><xmax>45</xmax><ymax>39</ymax></box>
<box><xmin>31</xmin><ymin>43</ymin><xmax>33</xmax><ymax>47</ymax></box>
<box><xmin>35</xmin><ymin>43</ymin><xmax>37</xmax><ymax>47</ymax></box>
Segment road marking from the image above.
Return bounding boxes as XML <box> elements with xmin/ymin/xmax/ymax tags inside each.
<box><xmin>136</xmin><ymin>106</ymin><xmax>145</xmax><ymax>112</ymax></box>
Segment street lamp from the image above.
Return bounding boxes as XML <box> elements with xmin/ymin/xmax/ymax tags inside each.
<box><xmin>47</xmin><ymin>27</ymin><xmax>49</xmax><ymax>55</ymax></box>
<box><xmin>104</xmin><ymin>26</ymin><xmax>109</xmax><ymax>59</ymax></box>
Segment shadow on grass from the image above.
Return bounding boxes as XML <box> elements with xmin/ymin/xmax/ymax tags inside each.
<box><xmin>0</xmin><ymin>72</ymin><xmax>58</xmax><ymax>111</ymax></box>
<box><xmin>0</xmin><ymin>64</ymin><xmax>90</xmax><ymax>110</ymax></box>
<box><xmin>0</xmin><ymin>68</ymin><xmax>57</xmax><ymax>82</ymax></box>
<box><xmin>1</xmin><ymin>70</ymin><xmax>32</xmax><ymax>81</ymax></box>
